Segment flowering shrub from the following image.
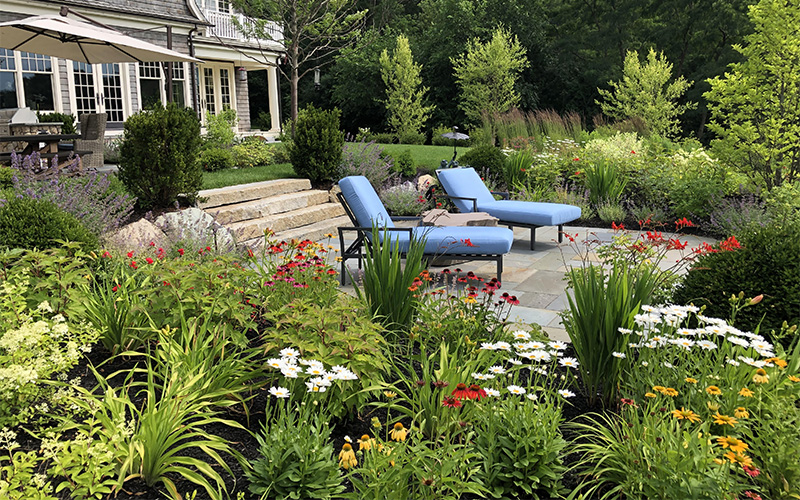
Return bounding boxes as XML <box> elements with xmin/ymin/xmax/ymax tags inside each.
<box><xmin>379</xmin><ymin>181</ymin><xmax>432</xmax><ymax>216</ymax></box>
<box><xmin>339</xmin><ymin>140</ymin><xmax>396</xmax><ymax>190</ymax></box>
<box><xmin>0</xmin><ymin>300</ymin><xmax>97</xmax><ymax>426</ymax></box>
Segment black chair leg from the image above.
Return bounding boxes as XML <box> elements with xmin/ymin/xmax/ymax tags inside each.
<box><xmin>530</xmin><ymin>227</ymin><xmax>536</xmax><ymax>250</ymax></box>
<box><xmin>558</xmin><ymin>224</ymin><xmax>564</xmax><ymax>243</ymax></box>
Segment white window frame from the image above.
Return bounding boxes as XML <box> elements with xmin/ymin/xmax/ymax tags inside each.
<box><xmin>0</xmin><ymin>49</ymin><xmax>61</xmax><ymax>113</ymax></box>
<box><xmin>67</xmin><ymin>62</ymin><xmax>132</xmax><ymax>123</ymax></box>
<box><xmin>199</xmin><ymin>63</ymin><xmax>237</xmax><ymax>125</ymax></box>
<box><xmin>135</xmin><ymin>62</ymin><xmax>189</xmax><ymax>110</ymax></box>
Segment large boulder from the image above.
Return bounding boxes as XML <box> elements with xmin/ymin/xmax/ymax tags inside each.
<box><xmin>103</xmin><ymin>218</ymin><xmax>168</xmax><ymax>252</ymax></box>
<box><xmin>154</xmin><ymin>208</ymin><xmax>236</xmax><ymax>252</ymax></box>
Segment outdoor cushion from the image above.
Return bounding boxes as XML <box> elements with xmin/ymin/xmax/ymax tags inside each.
<box><xmin>339</xmin><ymin>176</ymin><xmax>394</xmax><ymax>228</ymax></box>
<box><xmin>479</xmin><ymin>200</ymin><xmax>581</xmax><ymax>226</ymax></box>
<box><xmin>437</xmin><ymin>167</ymin><xmax>582</xmax><ymax>249</ymax></box>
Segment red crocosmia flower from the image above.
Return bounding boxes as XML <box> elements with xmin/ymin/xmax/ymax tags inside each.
<box><xmin>442</xmin><ymin>396</ymin><xmax>462</xmax><ymax>408</ymax></box>
<box><xmin>630</xmin><ymin>150</ymin><xmax>636</xmax><ymax>154</ymax></box>
<box><xmin>130</xmin><ymin>261</ymin><xmax>137</xmax><ymax>269</ymax></box>
<box><xmin>145</xmin><ymin>257</ymin><xmax>154</xmax><ymax>264</ymax></box>
<box><xmin>127</xmin><ymin>251</ymin><xmax>134</xmax><ymax>258</ymax></box>
<box><xmin>112</xmin><ymin>285</ymin><xmax>119</xmax><ymax>292</ymax></box>
<box><xmin>436</xmin><ymin>202</ymin><xmax>442</xmax><ymax>207</ymax></box>
<box><xmin>674</xmin><ymin>217</ymin><xmax>695</xmax><ymax>230</ymax></box>
<box><xmin>149</xmin><ymin>241</ymin><xmax>155</xmax><ymax>247</ymax></box>
<box><xmin>573</xmin><ymin>157</ymin><xmax>580</xmax><ymax>161</ymax></box>
<box><xmin>461</xmin><ymin>238</ymin><xmax>475</xmax><ymax>247</ymax></box>
<box><xmin>667</xmin><ymin>238</ymin><xmax>688</xmax><ymax>250</ymax></box>
<box><xmin>247</xmin><ymin>248</ymin><xmax>254</xmax><ymax>257</ymax></box>
<box><xmin>205</xmin><ymin>246</ymin><xmax>211</xmax><ymax>251</ymax></box>
<box><xmin>611</xmin><ymin>221</ymin><xmax>625</xmax><ymax>231</ymax></box>
<box><xmin>178</xmin><ymin>248</ymin><xmax>185</xmax><ymax>256</ymax></box>
<box><xmin>163</xmin><ymin>281</ymin><xmax>170</xmax><ymax>286</ymax></box>
<box><xmin>720</xmin><ymin>235</ymin><xmax>741</xmax><ymax>251</ymax></box>
<box><xmin>469</xmin><ymin>384</ymin><xmax>488</xmax><ymax>400</ymax></box>
<box><xmin>101</xmin><ymin>251</ymin><xmax>111</xmax><ymax>258</ymax></box>
<box><xmin>451</xmin><ymin>383</ymin><xmax>472</xmax><ymax>400</ymax></box>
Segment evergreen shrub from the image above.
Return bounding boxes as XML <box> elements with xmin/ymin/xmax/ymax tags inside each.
<box><xmin>0</xmin><ymin>197</ymin><xmax>98</xmax><ymax>250</ymax></box>
<box><xmin>199</xmin><ymin>147</ymin><xmax>235</xmax><ymax>172</ymax></box>
<box><xmin>458</xmin><ymin>145</ymin><xmax>506</xmax><ymax>186</ymax></box>
<box><xmin>118</xmin><ymin>102</ymin><xmax>202</xmax><ymax>209</ymax></box>
<box><xmin>288</xmin><ymin>105</ymin><xmax>345</xmax><ymax>183</ymax></box>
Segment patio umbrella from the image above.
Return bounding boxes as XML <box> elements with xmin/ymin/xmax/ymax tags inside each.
<box><xmin>0</xmin><ymin>15</ymin><xmax>200</xmax><ymax>64</ymax></box>
<box><xmin>440</xmin><ymin>127</ymin><xmax>470</xmax><ymax>162</ymax></box>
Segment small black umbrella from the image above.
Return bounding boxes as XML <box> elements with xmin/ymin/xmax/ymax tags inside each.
<box><xmin>440</xmin><ymin>126</ymin><xmax>470</xmax><ymax>162</ymax></box>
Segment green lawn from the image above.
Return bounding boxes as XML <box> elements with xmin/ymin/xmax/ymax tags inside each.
<box><xmin>371</xmin><ymin>143</ymin><xmax>471</xmax><ymax>171</ymax></box>
<box><xmin>202</xmin><ymin>163</ymin><xmax>298</xmax><ymax>190</ymax></box>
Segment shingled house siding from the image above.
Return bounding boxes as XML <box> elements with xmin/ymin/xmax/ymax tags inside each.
<box><xmin>58</xmin><ymin>60</ymin><xmax>71</xmax><ymax>115</ymax></box>
<box><xmin>235</xmin><ymin>72</ymin><xmax>250</xmax><ymax>131</ymax></box>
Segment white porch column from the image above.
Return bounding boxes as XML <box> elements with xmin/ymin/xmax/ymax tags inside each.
<box><xmin>267</xmin><ymin>65</ymin><xmax>281</xmax><ymax>132</ymax></box>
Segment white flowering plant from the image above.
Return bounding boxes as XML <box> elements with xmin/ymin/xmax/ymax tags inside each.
<box><xmin>0</xmin><ymin>301</ymin><xmax>98</xmax><ymax>426</ymax></box>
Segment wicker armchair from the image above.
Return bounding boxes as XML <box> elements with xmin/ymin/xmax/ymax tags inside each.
<box><xmin>75</xmin><ymin>113</ymin><xmax>106</xmax><ymax>169</ymax></box>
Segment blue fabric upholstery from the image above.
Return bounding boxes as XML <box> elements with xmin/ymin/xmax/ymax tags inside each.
<box><xmin>436</xmin><ymin>167</ymin><xmax>496</xmax><ymax>213</ymax></box>
<box><xmin>437</xmin><ymin>167</ymin><xmax>581</xmax><ymax>225</ymax></box>
<box><xmin>338</xmin><ymin>175</ymin><xmax>513</xmax><ymax>255</ymax></box>
<box><xmin>339</xmin><ymin>176</ymin><xmax>394</xmax><ymax>228</ymax></box>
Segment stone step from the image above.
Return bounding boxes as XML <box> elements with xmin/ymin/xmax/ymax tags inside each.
<box><xmin>206</xmin><ymin>190</ymin><xmax>331</xmax><ymax>225</ymax></box>
<box><xmin>198</xmin><ymin>178</ymin><xmax>312</xmax><ymax>209</ymax></box>
<box><xmin>228</xmin><ymin>202</ymin><xmax>346</xmax><ymax>243</ymax></box>
<box><xmin>241</xmin><ymin>215</ymin><xmax>351</xmax><ymax>250</ymax></box>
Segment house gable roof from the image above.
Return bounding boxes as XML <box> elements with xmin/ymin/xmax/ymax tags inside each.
<box><xmin>44</xmin><ymin>0</ymin><xmax>207</xmax><ymax>25</ymax></box>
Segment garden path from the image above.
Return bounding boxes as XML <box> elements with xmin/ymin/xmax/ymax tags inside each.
<box><xmin>337</xmin><ymin>225</ymin><xmax>716</xmax><ymax>342</ymax></box>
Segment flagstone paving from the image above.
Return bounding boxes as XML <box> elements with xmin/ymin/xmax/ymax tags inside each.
<box><xmin>338</xmin><ymin>224</ymin><xmax>716</xmax><ymax>343</ymax></box>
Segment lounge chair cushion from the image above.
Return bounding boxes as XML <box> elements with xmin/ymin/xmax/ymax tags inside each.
<box><xmin>437</xmin><ymin>167</ymin><xmax>581</xmax><ymax>225</ymax></box>
<box><xmin>479</xmin><ymin>200</ymin><xmax>582</xmax><ymax>226</ymax></box>
<box><xmin>339</xmin><ymin>176</ymin><xmax>394</xmax><ymax>228</ymax></box>
<box><xmin>390</xmin><ymin>226</ymin><xmax>513</xmax><ymax>255</ymax></box>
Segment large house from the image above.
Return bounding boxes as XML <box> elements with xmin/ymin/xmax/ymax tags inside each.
<box><xmin>0</xmin><ymin>0</ymin><xmax>283</xmax><ymax>137</ymax></box>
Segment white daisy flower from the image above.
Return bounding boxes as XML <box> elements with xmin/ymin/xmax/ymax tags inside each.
<box><xmin>344</xmin><ymin>435</ymin><xmax>352</xmax><ymax>443</ymax></box>
<box><xmin>750</xmin><ymin>340</ymin><xmax>773</xmax><ymax>351</ymax></box>
<box><xmin>281</xmin><ymin>366</ymin><xmax>300</xmax><ymax>378</ymax></box>
<box><xmin>305</xmin><ymin>366</ymin><xmax>327</xmax><ymax>376</ymax></box>
<box><xmin>727</xmin><ymin>336</ymin><xmax>750</xmax><ymax>348</ymax></box>
<box><xmin>484</xmin><ymin>388</ymin><xmax>500</xmax><ymax>397</ymax></box>
<box><xmin>696</xmin><ymin>340</ymin><xmax>717</xmax><ymax>350</ymax></box>
<box><xmin>331</xmin><ymin>365</ymin><xmax>347</xmax><ymax>373</ymax></box>
<box><xmin>494</xmin><ymin>342</ymin><xmax>512</xmax><ymax>351</ymax></box>
<box><xmin>677</xmin><ymin>328</ymin><xmax>696</xmax><ymax>336</ymax></box>
<box><xmin>641</xmin><ymin>361</ymin><xmax>649</xmax><ymax>367</ymax></box>
<box><xmin>530</xmin><ymin>350</ymin><xmax>552</xmax><ymax>362</ymax></box>
<box><xmin>310</xmin><ymin>376</ymin><xmax>332</xmax><ymax>387</ymax></box>
<box><xmin>705</xmin><ymin>325</ymin><xmax>725</xmax><ymax>336</ymax></box>
<box><xmin>517</xmin><ymin>351</ymin><xmax>534</xmax><ymax>360</ymax></box>
<box><xmin>612</xmin><ymin>352</ymin><xmax>626</xmax><ymax>359</ymax></box>
<box><xmin>473</xmin><ymin>373</ymin><xmax>494</xmax><ymax>380</ymax></box>
<box><xmin>280</xmin><ymin>347</ymin><xmax>300</xmax><ymax>360</ymax></box>
<box><xmin>514</xmin><ymin>342</ymin><xmax>533</xmax><ymax>351</ymax></box>
<box><xmin>548</xmin><ymin>340</ymin><xmax>568</xmax><ymax>350</ymax></box>
<box><xmin>529</xmin><ymin>341</ymin><xmax>547</xmax><ymax>350</ymax></box>
<box><xmin>526</xmin><ymin>393</ymin><xmax>538</xmax><ymax>401</ymax></box>
<box><xmin>512</xmin><ymin>330</ymin><xmax>531</xmax><ymax>340</ymax></box>
<box><xmin>266</xmin><ymin>358</ymin><xmax>285</xmax><ymax>369</ymax></box>
<box><xmin>488</xmin><ymin>366</ymin><xmax>506</xmax><ymax>375</ymax></box>
<box><xmin>533</xmin><ymin>367</ymin><xmax>548</xmax><ymax>376</ymax></box>
<box><xmin>508</xmin><ymin>358</ymin><xmax>523</xmax><ymax>365</ymax></box>
<box><xmin>305</xmin><ymin>381</ymin><xmax>327</xmax><ymax>393</ymax></box>
<box><xmin>558</xmin><ymin>357</ymin><xmax>579</xmax><ymax>368</ymax></box>
<box><xmin>507</xmin><ymin>385</ymin><xmax>526</xmax><ymax>395</ymax></box>
<box><xmin>558</xmin><ymin>389</ymin><xmax>575</xmax><ymax>398</ymax></box>
<box><xmin>335</xmin><ymin>369</ymin><xmax>358</xmax><ymax>380</ymax></box>
<box><xmin>663</xmin><ymin>362</ymin><xmax>673</xmax><ymax>368</ymax></box>
<box><xmin>618</xmin><ymin>327</ymin><xmax>633</xmax><ymax>335</ymax></box>
<box><xmin>628</xmin><ymin>342</ymin><xmax>639</xmax><ymax>348</ymax></box>
<box><xmin>269</xmin><ymin>386</ymin><xmax>290</xmax><ymax>398</ymax></box>
<box><xmin>726</xmin><ymin>359</ymin><xmax>741</xmax><ymax>366</ymax></box>
<box><xmin>481</xmin><ymin>342</ymin><xmax>497</xmax><ymax>350</ymax></box>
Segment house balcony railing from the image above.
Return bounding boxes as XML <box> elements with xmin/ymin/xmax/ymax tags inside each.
<box><xmin>204</xmin><ymin>10</ymin><xmax>283</xmax><ymax>44</ymax></box>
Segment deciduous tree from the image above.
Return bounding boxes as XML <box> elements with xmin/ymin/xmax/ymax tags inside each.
<box><xmin>379</xmin><ymin>34</ymin><xmax>434</xmax><ymax>138</ymax></box>
<box><xmin>596</xmin><ymin>48</ymin><xmax>695</xmax><ymax>138</ymax></box>
<box><xmin>704</xmin><ymin>0</ymin><xmax>800</xmax><ymax>189</ymax></box>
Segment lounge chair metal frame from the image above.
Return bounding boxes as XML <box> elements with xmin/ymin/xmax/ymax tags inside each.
<box><xmin>336</xmin><ymin>191</ymin><xmax>505</xmax><ymax>285</ymax></box>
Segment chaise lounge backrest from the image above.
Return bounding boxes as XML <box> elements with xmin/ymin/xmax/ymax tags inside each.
<box><xmin>436</xmin><ymin>167</ymin><xmax>496</xmax><ymax>213</ymax></box>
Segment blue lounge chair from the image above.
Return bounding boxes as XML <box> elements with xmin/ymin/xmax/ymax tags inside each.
<box><xmin>436</xmin><ymin>167</ymin><xmax>582</xmax><ymax>250</ymax></box>
<box><xmin>337</xmin><ymin>176</ymin><xmax>514</xmax><ymax>285</ymax></box>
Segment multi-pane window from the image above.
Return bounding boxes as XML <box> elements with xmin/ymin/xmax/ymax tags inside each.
<box><xmin>0</xmin><ymin>49</ymin><xmax>55</xmax><ymax>111</ymax></box>
<box><xmin>73</xmin><ymin>62</ymin><xmax>96</xmax><ymax>117</ymax></box>
<box><xmin>203</xmin><ymin>67</ymin><xmax>216</xmax><ymax>115</ymax></box>
<box><xmin>218</xmin><ymin>0</ymin><xmax>231</xmax><ymax>13</ymax></box>
<box><xmin>219</xmin><ymin>68</ymin><xmax>231</xmax><ymax>109</ymax></box>
<box><xmin>172</xmin><ymin>64</ymin><xmax>186</xmax><ymax>106</ymax></box>
<box><xmin>139</xmin><ymin>62</ymin><xmax>162</xmax><ymax>109</ymax></box>
<box><xmin>102</xmin><ymin>64</ymin><xmax>124</xmax><ymax>123</ymax></box>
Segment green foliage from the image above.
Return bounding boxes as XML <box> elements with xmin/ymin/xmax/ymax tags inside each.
<box><xmin>0</xmin><ymin>166</ymin><xmax>13</xmax><ymax>188</ymax></box>
<box><xmin>398</xmin><ymin>131</ymin><xmax>426</xmax><ymax>145</ymax></box>
<box><xmin>0</xmin><ymin>299</ymin><xmax>98</xmax><ymax>426</ymax></box>
<box><xmin>673</xmin><ymin>220</ymin><xmax>800</xmax><ymax>336</ymax></box>
<box><xmin>81</xmin><ymin>269</ymin><xmax>149</xmax><ymax>355</ymax></box>
<box><xmin>582</xmin><ymin>160</ymin><xmax>628</xmax><ymax>206</ymax></box>
<box><xmin>0</xmin><ymin>435</ymin><xmax>57</xmax><ymax>500</ymax></box>
<box><xmin>373</xmin><ymin>132</ymin><xmax>396</xmax><ymax>144</ymax></box>
<box><xmin>118</xmin><ymin>102</ymin><xmax>202</xmax><ymax>209</ymax></box>
<box><xmin>451</xmin><ymin>27</ymin><xmax>529</xmax><ymax>125</ymax></box>
<box><xmin>705</xmin><ymin>0</ymin><xmax>800</xmax><ymax>189</ymax></box>
<box><xmin>203</xmin><ymin>108</ymin><xmax>238</xmax><ymax>149</ymax></box>
<box><xmin>596</xmin><ymin>201</ymin><xmax>627</xmax><ymax>223</ymax></box>
<box><xmin>0</xmin><ymin>198</ymin><xmax>98</xmax><ymax>251</ymax></box>
<box><xmin>473</xmin><ymin>396</ymin><xmax>566</xmax><ymax>499</ymax></box>
<box><xmin>247</xmin><ymin>403</ymin><xmax>344</xmax><ymax>499</ymax></box>
<box><xmin>389</xmin><ymin>149</ymin><xmax>416</xmax><ymax>177</ymax></box>
<box><xmin>261</xmin><ymin>298</ymin><xmax>389</xmax><ymax>417</ymax></box>
<box><xmin>37</xmin><ymin>112</ymin><xmax>76</xmax><ymax>135</ymax></box>
<box><xmin>288</xmin><ymin>105</ymin><xmax>345</xmax><ymax>183</ymax></box>
<box><xmin>232</xmin><ymin>137</ymin><xmax>275</xmax><ymax>168</ymax></box>
<box><xmin>380</xmin><ymin>34</ymin><xmax>434</xmax><ymax>138</ymax></box>
<box><xmin>432</xmin><ymin>125</ymin><xmax>472</xmax><ymax>147</ymax></box>
<box><xmin>355</xmin><ymin>225</ymin><xmax>427</xmax><ymax>336</ymax></box>
<box><xmin>571</xmin><ymin>410</ymin><xmax>742</xmax><ymax>499</ymax></box>
<box><xmin>562</xmin><ymin>262</ymin><xmax>660</xmax><ymax>405</ymax></box>
<box><xmin>597</xmin><ymin>48</ymin><xmax>695</xmax><ymax>138</ymax></box>
<box><xmin>457</xmin><ymin>145</ymin><xmax>507</xmax><ymax>187</ymax></box>
<box><xmin>198</xmin><ymin>147</ymin><xmax>235</xmax><ymax>172</ymax></box>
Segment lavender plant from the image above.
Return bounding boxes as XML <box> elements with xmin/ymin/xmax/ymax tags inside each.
<box><xmin>10</xmin><ymin>152</ymin><xmax>135</xmax><ymax>236</ymax></box>
<box><xmin>339</xmin><ymin>140</ymin><xmax>396</xmax><ymax>189</ymax></box>
<box><xmin>379</xmin><ymin>181</ymin><xmax>431</xmax><ymax>216</ymax></box>
<box><xmin>707</xmin><ymin>193</ymin><xmax>772</xmax><ymax>238</ymax></box>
